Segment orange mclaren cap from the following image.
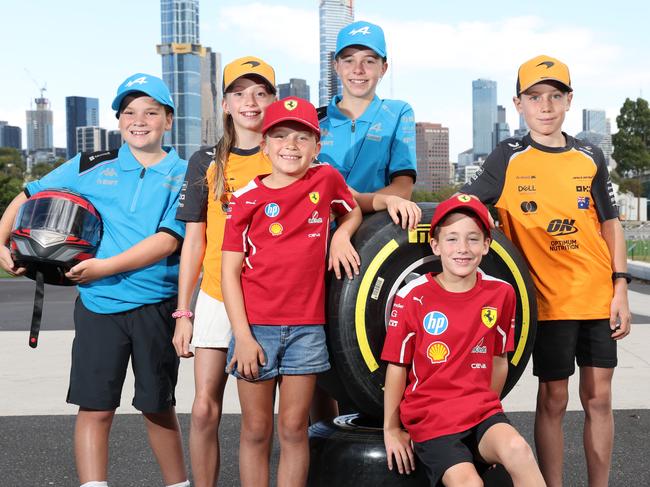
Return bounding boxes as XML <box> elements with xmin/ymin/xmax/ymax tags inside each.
<box><xmin>223</xmin><ymin>56</ymin><xmax>276</xmax><ymax>94</ymax></box>
<box><xmin>516</xmin><ymin>55</ymin><xmax>572</xmax><ymax>96</ymax></box>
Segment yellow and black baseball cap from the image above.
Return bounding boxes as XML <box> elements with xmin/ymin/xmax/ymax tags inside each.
<box><xmin>223</xmin><ymin>56</ymin><xmax>276</xmax><ymax>94</ymax></box>
<box><xmin>516</xmin><ymin>55</ymin><xmax>572</xmax><ymax>96</ymax></box>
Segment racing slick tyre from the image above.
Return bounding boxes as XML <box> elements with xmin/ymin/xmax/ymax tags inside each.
<box><xmin>323</xmin><ymin>203</ymin><xmax>537</xmax><ymax>418</ymax></box>
<box><xmin>308</xmin><ymin>414</ymin><xmax>513</xmax><ymax>487</ymax></box>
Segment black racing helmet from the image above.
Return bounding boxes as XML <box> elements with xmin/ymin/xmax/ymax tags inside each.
<box><xmin>10</xmin><ymin>189</ymin><xmax>102</xmax><ymax>286</ymax></box>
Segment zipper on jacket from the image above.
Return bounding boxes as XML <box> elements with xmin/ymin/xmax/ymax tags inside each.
<box><xmin>130</xmin><ymin>168</ymin><xmax>146</xmax><ymax>212</ymax></box>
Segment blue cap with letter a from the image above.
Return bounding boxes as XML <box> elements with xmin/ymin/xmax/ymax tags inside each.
<box><xmin>111</xmin><ymin>73</ymin><xmax>176</xmax><ymax>115</ymax></box>
<box><xmin>335</xmin><ymin>20</ymin><xmax>387</xmax><ymax>59</ymax></box>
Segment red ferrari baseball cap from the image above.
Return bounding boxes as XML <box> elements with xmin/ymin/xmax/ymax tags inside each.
<box><xmin>429</xmin><ymin>194</ymin><xmax>491</xmax><ymax>238</ymax></box>
<box><xmin>261</xmin><ymin>97</ymin><xmax>320</xmax><ymax>137</ymax></box>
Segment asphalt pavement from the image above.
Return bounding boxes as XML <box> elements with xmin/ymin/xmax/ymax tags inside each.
<box><xmin>1</xmin><ymin>277</ymin><xmax>649</xmax><ymax>486</ymax></box>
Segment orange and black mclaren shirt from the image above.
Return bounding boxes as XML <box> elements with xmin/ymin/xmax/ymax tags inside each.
<box><xmin>462</xmin><ymin>134</ymin><xmax>618</xmax><ymax>321</ymax></box>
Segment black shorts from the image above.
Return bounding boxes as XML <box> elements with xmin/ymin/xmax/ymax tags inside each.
<box><xmin>533</xmin><ymin>319</ymin><xmax>617</xmax><ymax>381</ymax></box>
<box><xmin>67</xmin><ymin>297</ymin><xmax>179</xmax><ymax>413</ymax></box>
<box><xmin>413</xmin><ymin>412</ymin><xmax>510</xmax><ymax>486</ymax></box>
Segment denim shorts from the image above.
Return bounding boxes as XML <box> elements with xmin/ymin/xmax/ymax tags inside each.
<box><xmin>226</xmin><ymin>325</ymin><xmax>330</xmax><ymax>381</ymax></box>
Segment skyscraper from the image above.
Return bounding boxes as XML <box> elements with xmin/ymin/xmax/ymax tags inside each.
<box><xmin>26</xmin><ymin>96</ymin><xmax>53</xmax><ymax>151</ymax></box>
<box><xmin>578</xmin><ymin>109</ymin><xmax>613</xmax><ymax>167</ymax></box>
<box><xmin>583</xmin><ymin>109</ymin><xmax>607</xmax><ymax>134</ymax></box>
<box><xmin>200</xmin><ymin>47</ymin><xmax>222</xmax><ymax>147</ymax></box>
<box><xmin>472</xmin><ymin>79</ymin><xmax>497</xmax><ymax>158</ymax></box>
<box><xmin>76</xmin><ymin>126</ymin><xmax>107</xmax><ymax>153</ymax></box>
<box><xmin>107</xmin><ymin>130</ymin><xmax>123</xmax><ymax>150</ymax></box>
<box><xmin>278</xmin><ymin>78</ymin><xmax>311</xmax><ymax>101</ymax></box>
<box><xmin>158</xmin><ymin>0</ymin><xmax>203</xmax><ymax>159</ymax></box>
<box><xmin>319</xmin><ymin>0</ymin><xmax>354</xmax><ymax>107</ymax></box>
<box><xmin>66</xmin><ymin>96</ymin><xmax>99</xmax><ymax>158</ymax></box>
<box><xmin>415</xmin><ymin>122</ymin><xmax>450</xmax><ymax>192</ymax></box>
<box><xmin>0</xmin><ymin>121</ymin><xmax>22</xmax><ymax>150</ymax></box>
<box><xmin>493</xmin><ymin>104</ymin><xmax>511</xmax><ymax>147</ymax></box>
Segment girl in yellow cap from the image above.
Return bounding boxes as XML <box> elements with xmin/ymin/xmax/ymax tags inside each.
<box><xmin>172</xmin><ymin>56</ymin><xmax>276</xmax><ymax>487</ymax></box>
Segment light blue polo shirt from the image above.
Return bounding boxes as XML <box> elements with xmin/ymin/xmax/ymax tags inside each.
<box><xmin>318</xmin><ymin>95</ymin><xmax>417</xmax><ymax>193</ymax></box>
<box><xmin>25</xmin><ymin>144</ymin><xmax>187</xmax><ymax>314</ymax></box>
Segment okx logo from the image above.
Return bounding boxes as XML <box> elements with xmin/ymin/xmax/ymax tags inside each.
<box><xmin>547</xmin><ymin>218</ymin><xmax>578</xmax><ymax>236</ymax></box>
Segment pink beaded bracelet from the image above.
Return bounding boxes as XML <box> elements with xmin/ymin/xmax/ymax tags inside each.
<box><xmin>172</xmin><ymin>309</ymin><xmax>194</xmax><ymax>319</ymax></box>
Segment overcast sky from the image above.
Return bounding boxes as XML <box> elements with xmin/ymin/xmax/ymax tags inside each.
<box><xmin>2</xmin><ymin>0</ymin><xmax>648</xmax><ymax>158</ymax></box>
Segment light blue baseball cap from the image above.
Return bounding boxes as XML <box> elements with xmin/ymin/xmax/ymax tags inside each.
<box><xmin>111</xmin><ymin>73</ymin><xmax>176</xmax><ymax>115</ymax></box>
<box><xmin>335</xmin><ymin>21</ymin><xmax>387</xmax><ymax>59</ymax></box>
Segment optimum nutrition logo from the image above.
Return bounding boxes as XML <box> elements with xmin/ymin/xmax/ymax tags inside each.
<box><xmin>547</xmin><ymin>218</ymin><xmax>578</xmax><ymax>236</ymax></box>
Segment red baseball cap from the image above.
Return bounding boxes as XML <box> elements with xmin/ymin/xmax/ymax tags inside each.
<box><xmin>262</xmin><ymin>97</ymin><xmax>320</xmax><ymax>137</ymax></box>
<box><xmin>429</xmin><ymin>194</ymin><xmax>491</xmax><ymax>239</ymax></box>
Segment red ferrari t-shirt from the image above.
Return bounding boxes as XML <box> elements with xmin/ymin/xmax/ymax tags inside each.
<box><xmin>222</xmin><ymin>164</ymin><xmax>356</xmax><ymax>325</ymax></box>
<box><xmin>381</xmin><ymin>272</ymin><xmax>516</xmax><ymax>442</ymax></box>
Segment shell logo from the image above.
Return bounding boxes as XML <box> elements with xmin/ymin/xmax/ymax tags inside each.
<box><xmin>426</xmin><ymin>341</ymin><xmax>450</xmax><ymax>364</ymax></box>
<box><xmin>269</xmin><ymin>222</ymin><xmax>284</xmax><ymax>236</ymax></box>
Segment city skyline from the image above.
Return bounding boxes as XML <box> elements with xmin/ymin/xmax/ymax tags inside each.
<box><xmin>2</xmin><ymin>0</ymin><xmax>649</xmax><ymax>160</ymax></box>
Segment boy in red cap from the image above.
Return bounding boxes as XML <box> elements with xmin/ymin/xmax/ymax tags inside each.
<box><xmin>462</xmin><ymin>55</ymin><xmax>630</xmax><ymax>487</ymax></box>
<box><xmin>221</xmin><ymin>97</ymin><xmax>362</xmax><ymax>487</ymax></box>
<box><xmin>382</xmin><ymin>194</ymin><xmax>545</xmax><ymax>486</ymax></box>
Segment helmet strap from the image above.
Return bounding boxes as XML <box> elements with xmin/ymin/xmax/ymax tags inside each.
<box><xmin>28</xmin><ymin>270</ymin><xmax>44</xmax><ymax>349</ymax></box>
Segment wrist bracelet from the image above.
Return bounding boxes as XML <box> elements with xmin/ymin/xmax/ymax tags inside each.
<box><xmin>172</xmin><ymin>309</ymin><xmax>194</xmax><ymax>319</ymax></box>
<box><xmin>612</xmin><ymin>272</ymin><xmax>632</xmax><ymax>284</ymax></box>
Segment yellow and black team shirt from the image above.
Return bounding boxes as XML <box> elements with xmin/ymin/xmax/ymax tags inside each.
<box><xmin>462</xmin><ymin>133</ymin><xmax>618</xmax><ymax>321</ymax></box>
<box><xmin>176</xmin><ymin>146</ymin><xmax>271</xmax><ymax>301</ymax></box>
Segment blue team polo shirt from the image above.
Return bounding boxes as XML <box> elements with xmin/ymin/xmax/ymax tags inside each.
<box><xmin>318</xmin><ymin>95</ymin><xmax>417</xmax><ymax>193</ymax></box>
<box><xmin>25</xmin><ymin>144</ymin><xmax>187</xmax><ymax>314</ymax></box>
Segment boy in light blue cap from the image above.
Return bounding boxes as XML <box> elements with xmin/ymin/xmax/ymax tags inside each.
<box><xmin>0</xmin><ymin>73</ymin><xmax>190</xmax><ymax>487</ymax></box>
<box><xmin>314</xmin><ymin>20</ymin><xmax>422</xmax><ymax>421</ymax></box>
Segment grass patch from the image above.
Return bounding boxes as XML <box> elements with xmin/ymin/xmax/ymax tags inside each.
<box><xmin>627</xmin><ymin>240</ymin><xmax>650</xmax><ymax>262</ymax></box>
<box><xmin>0</xmin><ymin>268</ymin><xmax>14</xmax><ymax>278</ymax></box>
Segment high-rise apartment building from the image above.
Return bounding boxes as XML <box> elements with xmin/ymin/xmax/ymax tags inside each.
<box><xmin>415</xmin><ymin>122</ymin><xmax>450</xmax><ymax>192</ymax></box>
<box><xmin>279</xmin><ymin>78</ymin><xmax>311</xmax><ymax>102</ymax></box>
<box><xmin>318</xmin><ymin>0</ymin><xmax>354</xmax><ymax>107</ymax></box>
<box><xmin>66</xmin><ymin>96</ymin><xmax>99</xmax><ymax>158</ymax></box>
<box><xmin>26</xmin><ymin>96</ymin><xmax>53</xmax><ymax>151</ymax></box>
<box><xmin>76</xmin><ymin>126</ymin><xmax>107</xmax><ymax>153</ymax></box>
<box><xmin>0</xmin><ymin>121</ymin><xmax>22</xmax><ymax>150</ymax></box>
<box><xmin>472</xmin><ymin>79</ymin><xmax>497</xmax><ymax>158</ymax></box>
<box><xmin>158</xmin><ymin>0</ymin><xmax>202</xmax><ymax>159</ymax></box>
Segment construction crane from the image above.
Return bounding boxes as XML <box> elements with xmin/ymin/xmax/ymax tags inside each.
<box><xmin>24</xmin><ymin>68</ymin><xmax>47</xmax><ymax>100</ymax></box>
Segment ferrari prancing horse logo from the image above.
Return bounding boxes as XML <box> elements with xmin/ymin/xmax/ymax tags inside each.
<box><xmin>481</xmin><ymin>307</ymin><xmax>497</xmax><ymax>328</ymax></box>
<box><xmin>309</xmin><ymin>192</ymin><xmax>320</xmax><ymax>204</ymax></box>
<box><xmin>284</xmin><ymin>99</ymin><xmax>298</xmax><ymax>111</ymax></box>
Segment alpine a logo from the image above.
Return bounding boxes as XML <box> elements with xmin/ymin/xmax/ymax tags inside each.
<box><xmin>125</xmin><ymin>76</ymin><xmax>147</xmax><ymax>87</ymax></box>
<box><xmin>349</xmin><ymin>26</ymin><xmax>371</xmax><ymax>36</ymax></box>
<box><xmin>547</xmin><ymin>218</ymin><xmax>578</xmax><ymax>236</ymax></box>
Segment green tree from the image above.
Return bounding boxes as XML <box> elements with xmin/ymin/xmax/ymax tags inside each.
<box><xmin>612</xmin><ymin>97</ymin><xmax>650</xmax><ymax>197</ymax></box>
<box><xmin>411</xmin><ymin>184</ymin><xmax>461</xmax><ymax>203</ymax></box>
<box><xmin>0</xmin><ymin>148</ymin><xmax>25</xmax><ymax>214</ymax></box>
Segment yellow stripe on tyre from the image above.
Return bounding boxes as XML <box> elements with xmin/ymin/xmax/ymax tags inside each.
<box><xmin>355</xmin><ymin>239</ymin><xmax>400</xmax><ymax>372</ymax></box>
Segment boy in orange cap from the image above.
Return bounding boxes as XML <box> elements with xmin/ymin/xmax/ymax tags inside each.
<box><xmin>463</xmin><ymin>55</ymin><xmax>631</xmax><ymax>486</ymax></box>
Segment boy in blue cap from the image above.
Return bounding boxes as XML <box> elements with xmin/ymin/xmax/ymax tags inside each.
<box><xmin>318</xmin><ymin>20</ymin><xmax>421</xmax><ymax>229</ymax></box>
<box><xmin>314</xmin><ymin>19</ymin><xmax>422</xmax><ymax>420</ymax></box>
<box><xmin>0</xmin><ymin>73</ymin><xmax>190</xmax><ymax>487</ymax></box>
